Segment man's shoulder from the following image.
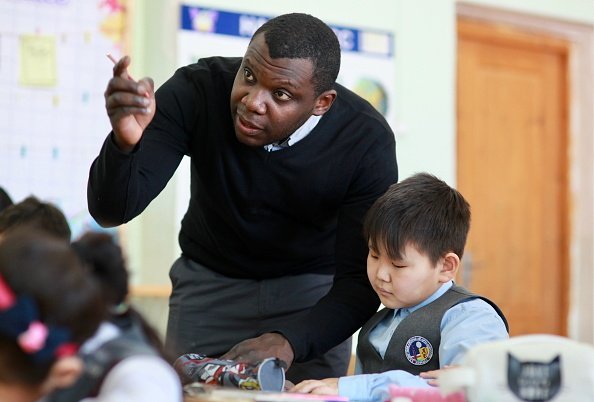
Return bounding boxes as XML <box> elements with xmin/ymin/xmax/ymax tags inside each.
<box><xmin>331</xmin><ymin>83</ymin><xmax>392</xmax><ymax>130</ymax></box>
<box><xmin>333</xmin><ymin>82</ymin><xmax>377</xmax><ymax>110</ymax></box>
<box><xmin>178</xmin><ymin>56</ymin><xmax>242</xmax><ymax>81</ymax></box>
<box><xmin>197</xmin><ymin>56</ymin><xmax>242</xmax><ymax>71</ymax></box>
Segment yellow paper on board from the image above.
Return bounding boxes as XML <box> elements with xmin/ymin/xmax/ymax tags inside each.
<box><xmin>19</xmin><ymin>34</ymin><xmax>57</xmax><ymax>87</ymax></box>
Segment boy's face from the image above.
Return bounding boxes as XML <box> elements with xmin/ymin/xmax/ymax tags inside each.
<box><xmin>367</xmin><ymin>243</ymin><xmax>454</xmax><ymax>309</ymax></box>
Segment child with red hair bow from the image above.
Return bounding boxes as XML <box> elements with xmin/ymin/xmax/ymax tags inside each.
<box><xmin>0</xmin><ymin>230</ymin><xmax>103</xmax><ymax>402</ymax></box>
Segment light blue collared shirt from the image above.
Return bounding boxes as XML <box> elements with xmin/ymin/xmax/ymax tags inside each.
<box><xmin>263</xmin><ymin>115</ymin><xmax>321</xmax><ymax>152</ymax></box>
<box><xmin>339</xmin><ymin>281</ymin><xmax>509</xmax><ymax>402</ymax></box>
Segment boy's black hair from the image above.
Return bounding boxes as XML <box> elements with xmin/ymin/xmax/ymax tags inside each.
<box><xmin>0</xmin><ymin>196</ymin><xmax>71</xmax><ymax>241</ymax></box>
<box><xmin>252</xmin><ymin>13</ymin><xmax>340</xmax><ymax>95</ymax></box>
<box><xmin>363</xmin><ymin>172</ymin><xmax>471</xmax><ymax>265</ymax></box>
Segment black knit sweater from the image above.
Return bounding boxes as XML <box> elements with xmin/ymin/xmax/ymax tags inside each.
<box><xmin>88</xmin><ymin>57</ymin><xmax>398</xmax><ymax>361</ymax></box>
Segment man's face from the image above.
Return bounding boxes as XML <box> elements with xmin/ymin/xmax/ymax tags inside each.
<box><xmin>230</xmin><ymin>33</ymin><xmax>320</xmax><ymax>147</ymax></box>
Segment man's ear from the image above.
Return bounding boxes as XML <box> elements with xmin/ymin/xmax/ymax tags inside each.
<box><xmin>312</xmin><ymin>89</ymin><xmax>337</xmax><ymax>116</ymax></box>
<box><xmin>439</xmin><ymin>252</ymin><xmax>460</xmax><ymax>283</ymax></box>
<box><xmin>41</xmin><ymin>356</ymin><xmax>83</xmax><ymax>394</ymax></box>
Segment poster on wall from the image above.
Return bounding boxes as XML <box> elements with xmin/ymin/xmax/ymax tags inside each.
<box><xmin>0</xmin><ymin>0</ymin><xmax>128</xmax><ymax>238</ymax></box>
<box><xmin>175</xmin><ymin>4</ymin><xmax>396</xmax><ymax>222</ymax></box>
<box><xmin>178</xmin><ymin>5</ymin><xmax>395</xmax><ymax>127</ymax></box>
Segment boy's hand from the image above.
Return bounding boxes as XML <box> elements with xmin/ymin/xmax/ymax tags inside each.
<box><xmin>419</xmin><ymin>365</ymin><xmax>458</xmax><ymax>386</ymax></box>
<box><xmin>283</xmin><ymin>380</ymin><xmax>295</xmax><ymax>391</ymax></box>
<box><xmin>289</xmin><ymin>378</ymin><xmax>339</xmax><ymax>395</ymax></box>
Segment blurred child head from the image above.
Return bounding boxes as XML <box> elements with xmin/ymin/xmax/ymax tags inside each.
<box><xmin>71</xmin><ymin>231</ymin><xmax>171</xmax><ymax>361</ymax></box>
<box><xmin>0</xmin><ymin>230</ymin><xmax>104</xmax><ymax>402</ymax></box>
<box><xmin>0</xmin><ymin>196</ymin><xmax>71</xmax><ymax>241</ymax></box>
<box><xmin>72</xmin><ymin>232</ymin><xmax>129</xmax><ymax>309</ymax></box>
<box><xmin>363</xmin><ymin>172</ymin><xmax>471</xmax><ymax>309</ymax></box>
<box><xmin>0</xmin><ymin>187</ymin><xmax>12</xmax><ymax>213</ymax></box>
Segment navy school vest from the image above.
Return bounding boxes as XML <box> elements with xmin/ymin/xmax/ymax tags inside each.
<box><xmin>356</xmin><ymin>285</ymin><xmax>508</xmax><ymax>375</ymax></box>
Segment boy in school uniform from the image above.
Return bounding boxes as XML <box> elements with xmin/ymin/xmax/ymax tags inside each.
<box><xmin>291</xmin><ymin>172</ymin><xmax>509</xmax><ymax>402</ymax></box>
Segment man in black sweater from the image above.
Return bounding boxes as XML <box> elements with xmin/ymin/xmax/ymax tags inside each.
<box><xmin>88</xmin><ymin>13</ymin><xmax>398</xmax><ymax>382</ymax></box>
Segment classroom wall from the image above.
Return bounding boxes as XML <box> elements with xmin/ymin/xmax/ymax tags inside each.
<box><xmin>123</xmin><ymin>0</ymin><xmax>594</xmax><ymax>339</ymax></box>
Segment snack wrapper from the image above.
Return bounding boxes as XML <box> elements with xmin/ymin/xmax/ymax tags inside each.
<box><xmin>175</xmin><ymin>353</ymin><xmax>286</xmax><ymax>392</ymax></box>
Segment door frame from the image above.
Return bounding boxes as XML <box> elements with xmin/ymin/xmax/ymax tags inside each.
<box><xmin>456</xmin><ymin>2</ymin><xmax>594</xmax><ymax>342</ymax></box>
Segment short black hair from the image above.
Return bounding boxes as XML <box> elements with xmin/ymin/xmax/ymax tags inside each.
<box><xmin>72</xmin><ymin>231</ymin><xmax>128</xmax><ymax>307</ymax></box>
<box><xmin>72</xmin><ymin>230</ymin><xmax>172</xmax><ymax>361</ymax></box>
<box><xmin>363</xmin><ymin>173</ymin><xmax>471</xmax><ymax>265</ymax></box>
<box><xmin>252</xmin><ymin>13</ymin><xmax>340</xmax><ymax>95</ymax></box>
<box><xmin>0</xmin><ymin>196</ymin><xmax>71</xmax><ymax>241</ymax></box>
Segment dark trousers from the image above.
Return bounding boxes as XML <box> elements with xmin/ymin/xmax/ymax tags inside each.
<box><xmin>165</xmin><ymin>256</ymin><xmax>351</xmax><ymax>383</ymax></box>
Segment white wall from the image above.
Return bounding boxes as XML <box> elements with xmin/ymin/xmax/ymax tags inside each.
<box><xmin>463</xmin><ymin>0</ymin><xmax>594</xmax><ymax>24</ymax></box>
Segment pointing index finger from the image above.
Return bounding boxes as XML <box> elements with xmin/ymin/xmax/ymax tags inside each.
<box><xmin>107</xmin><ymin>53</ymin><xmax>150</xmax><ymax>97</ymax></box>
<box><xmin>106</xmin><ymin>53</ymin><xmax>136</xmax><ymax>81</ymax></box>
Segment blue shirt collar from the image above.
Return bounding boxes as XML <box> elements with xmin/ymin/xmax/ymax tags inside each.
<box><xmin>263</xmin><ymin>114</ymin><xmax>321</xmax><ymax>152</ymax></box>
<box><xmin>393</xmin><ymin>280</ymin><xmax>453</xmax><ymax>318</ymax></box>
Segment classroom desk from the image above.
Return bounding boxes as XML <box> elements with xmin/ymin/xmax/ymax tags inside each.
<box><xmin>182</xmin><ymin>383</ymin><xmax>465</xmax><ymax>402</ymax></box>
<box><xmin>184</xmin><ymin>395</ymin><xmax>348</xmax><ymax>402</ymax></box>
<box><xmin>182</xmin><ymin>383</ymin><xmax>348</xmax><ymax>402</ymax></box>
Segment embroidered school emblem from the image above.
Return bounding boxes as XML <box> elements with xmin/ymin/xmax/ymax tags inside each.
<box><xmin>405</xmin><ymin>336</ymin><xmax>433</xmax><ymax>365</ymax></box>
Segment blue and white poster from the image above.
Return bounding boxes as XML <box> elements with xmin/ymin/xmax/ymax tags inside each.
<box><xmin>177</xmin><ymin>5</ymin><xmax>395</xmax><ymax>129</ymax></box>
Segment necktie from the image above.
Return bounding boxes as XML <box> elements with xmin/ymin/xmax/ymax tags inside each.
<box><xmin>276</xmin><ymin>137</ymin><xmax>291</xmax><ymax>148</ymax></box>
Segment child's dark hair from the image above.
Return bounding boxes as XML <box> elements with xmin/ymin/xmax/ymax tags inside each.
<box><xmin>363</xmin><ymin>173</ymin><xmax>471</xmax><ymax>265</ymax></box>
<box><xmin>71</xmin><ymin>231</ymin><xmax>172</xmax><ymax>361</ymax></box>
<box><xmin>0</xmin><ymin>187</ymin><xmax>13</xmax><ymax>213</ymax></box>
<box><xmin>0</xmin><ymin>196</ymin><xmax>71</xmax><ymax>241</ymax></box>
<box><xmin>0</xmin><ymin>230</ymin><xmax>104</xmax><ymax>385</ymax></box>
<box><xmin>71</xmin><ymin>232</ymin><xmax>128</xmax><ymax>307</ymax></box>
<box><xmin>252</xmin><ymin>13</ymin><xmax>340</xmax><ymax>95</ymax></box>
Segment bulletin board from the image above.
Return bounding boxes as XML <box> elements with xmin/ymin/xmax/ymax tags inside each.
<box><xmin>0</xmin><ymin>0</ymin><xmax>128</xmax><ymax>238</ymax></box>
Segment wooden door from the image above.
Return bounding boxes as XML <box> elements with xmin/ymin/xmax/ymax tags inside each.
<box><xmin>456</xmin><ymin>18</ymin><xmax>569</xmax><ymax>336</ymax></box>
